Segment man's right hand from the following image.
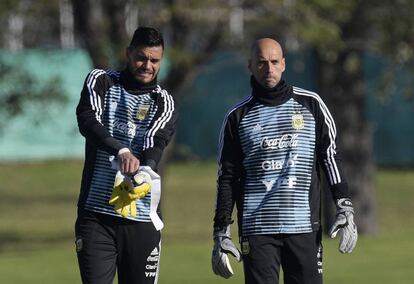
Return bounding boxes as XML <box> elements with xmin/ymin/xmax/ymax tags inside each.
<box><xmin>118</xmin><ymin>149</ymin><xmax>140</xmax><ymax>175</ymax></box>
<box><xmin>212</xmin><ymin>225</ymin><xmax>241</xmax><ymax>279</ymax></box>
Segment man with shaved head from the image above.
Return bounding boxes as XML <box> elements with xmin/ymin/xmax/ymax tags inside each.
<box><xmin>249</xmin><ymin>39</ymin><xmax>286</xmax><ymax>89</ymax></box>
<box><xmin>212</xmin><ymin>38</ymin><xmax>357</xmax><ymax>284</ymax></box>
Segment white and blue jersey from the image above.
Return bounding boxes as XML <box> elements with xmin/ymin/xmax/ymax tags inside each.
<box><xmin>76</xmin><ymin>69</ymin><xmax>177</xmax><ymax>222</ymax></box>
<box><xmin>214</xmin><ymin>77</ymin><xmax>349</xmax><ymax>236</ymax></box>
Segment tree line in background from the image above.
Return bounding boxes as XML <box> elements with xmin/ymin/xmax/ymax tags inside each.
<box><xmin>1</xmin><ymin>0</ymin><xmax>413</xmax><ymax>234</ymax></box>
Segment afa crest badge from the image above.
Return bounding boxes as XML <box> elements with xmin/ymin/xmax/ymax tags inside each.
<box><xmin>136</xmin><ymin>105</ymin><xmax>150</xmax><ymax>120</ymax></box>
<box><xmin>292</xmin><ymin>113</ymin><xmax>304</xmax><ymax>129</ymax></box>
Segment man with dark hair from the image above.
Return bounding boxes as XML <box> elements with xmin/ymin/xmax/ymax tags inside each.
<box><xmin>212</xmin><ymin>38</ymin><xmax>357</xmax><ymax>284</ymax></box>
<box><xmin>75</xmin><ymin>27</ymin><xmax>177</xmax><ymax>284</ymax></box>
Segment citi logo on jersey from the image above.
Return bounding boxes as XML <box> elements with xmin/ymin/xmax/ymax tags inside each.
<box><xmin>261</xmin><ymin>153</ymin><xmax>299</xmax><ymax>171</ymax></box>
<box><xmin>261</xmin><ymin>134</ymin><xmax>299</xmax><ymax>150</ymax></box>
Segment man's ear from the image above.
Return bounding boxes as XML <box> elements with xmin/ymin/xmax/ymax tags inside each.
<box><xmin>281</xmin><ymin>57</ymin><xmax>286</xmax><ymax>72</ymax></box>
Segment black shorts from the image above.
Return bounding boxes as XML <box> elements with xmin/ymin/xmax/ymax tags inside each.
<box><xmin>75</xmin><ymin>209</ymin><xmax>161</xmax><ymax>284</ymax></box>
<box><xmin>241</xmin><ymin>231</ymin><xmax>323</xmax><ymax>284</ymax></box>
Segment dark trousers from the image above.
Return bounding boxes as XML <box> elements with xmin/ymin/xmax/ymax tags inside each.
<box><xmin>75</xmin><ymin>209</ymin><xmax>161</xmax><ymax>284</ymax></box>
<box><xmin>242</xmin><ymin>231</ymin><xmax>323</xmax><ymax>284</ymax></box>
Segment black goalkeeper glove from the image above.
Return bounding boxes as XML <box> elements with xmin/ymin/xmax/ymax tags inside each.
<box><xmin>212</xmin><ymin>225</ymin><xmax>241</xmax><ymax>278</ymax></box>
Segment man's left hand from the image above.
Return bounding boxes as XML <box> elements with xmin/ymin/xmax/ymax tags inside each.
<box><xmin>329</xmin><ymin>198</ymin><xmax>358</xmax><ymax>253</ymax></box>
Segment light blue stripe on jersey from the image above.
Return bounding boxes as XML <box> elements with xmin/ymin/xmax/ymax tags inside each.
<box><xmin>239</xmin><ymin>98</ymin><xmax>316</xmax><ymax>235</ymax></box>
<box><xmin>84</xmin><ymin>82</ymin><xmax>158</xmax><ymax>222</ymax></box>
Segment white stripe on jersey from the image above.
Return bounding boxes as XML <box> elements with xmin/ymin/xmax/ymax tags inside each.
<box><xmin>292</xmin><ymin>87</ymin><xmax>341</xmax><ymax>184</ymax></box>
<box><xmin>217</xmin><ymin>95</ymin><xmax>253</xmax><ymax>162</ymax></box>
<box><xmin>86</xmin><ymin>69</ymin><xmax>106</xmax><ymax>123</ymax></box>
<box><xmin>159</xmin><ymin>90</ymin><xmax>174</xmax><ymax>129</ymax></box>
<box><xmin>143</xmin><ymin>87</ymin><xmax>174</xmax><ymax>150</ymax></box>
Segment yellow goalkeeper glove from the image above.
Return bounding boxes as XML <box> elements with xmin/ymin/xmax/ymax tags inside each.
<box><xmin>109</xmin><ymin>171</ymin><xmax>152</xmax><ymax>218</ymax></box>
<box><xmin>109</xmin><ymin>172</ymin><xmax>137</xmax><ymax>218</ymax></box>
<box><xmin>128</xmin><ymin>171</ymin><xmax>151</xmax><ymax>200</ymax></box>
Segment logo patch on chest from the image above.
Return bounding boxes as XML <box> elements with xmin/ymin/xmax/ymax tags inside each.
<box><xmin>136</xmin><ymin>105</ymin><xmax>150</xmax><ymax>120</ymax></box>
<box><xmin>251</xmin><ymin>123</ymin><xmax>263</xmax><ymax>133</ymax></box>
<box><xmin>261</xmin><ymin>134</ymin><xmax>299</xmax><ymax>150</ymax></box>
<box><xmin>292</xmin><ymin>113</ymin><xmax>304</xmax><ymax>129</ymax></box>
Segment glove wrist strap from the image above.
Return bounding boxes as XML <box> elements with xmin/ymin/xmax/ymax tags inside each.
<box><xmin>336</xmin><ymin>198</ymin><xmax>354</xmax><ymax>214</ymax></box>
<box><xmin>214</xmin><ymin>225</ymin><xmax>231</xmax><ymax>238</ymax></box>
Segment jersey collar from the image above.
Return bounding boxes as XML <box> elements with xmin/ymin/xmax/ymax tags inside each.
<box><xmin>250</xmin><ymin>76</ymin><xmax>292</xmax><ymax>106</ymax></box>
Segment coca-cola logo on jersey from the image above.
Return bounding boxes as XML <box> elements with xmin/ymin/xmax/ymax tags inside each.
<box><xmin>113</xmin><ymin>118</ymin><xmax>137</xmax><ymax>137</ymax></box>
<box><xmin>261</xmin><ymin>134</ymin><xmax>299</xmax><ymax>150</ymax></box>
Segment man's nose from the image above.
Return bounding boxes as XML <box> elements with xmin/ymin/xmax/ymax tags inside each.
<box><xmin>265</xmin><ymin>61</ymin><xmax>274</xmax><ymax>73</ymax></box>
<box><xmin>143</xmin><ymin>60</ymin><xmax>151</xmax><ymax>69</ymax></box>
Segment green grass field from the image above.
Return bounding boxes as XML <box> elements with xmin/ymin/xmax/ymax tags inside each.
<box><xmin>0</xmin><ymin>161</ymin><xmax>413</xmax><ymax>283</ymax></box>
